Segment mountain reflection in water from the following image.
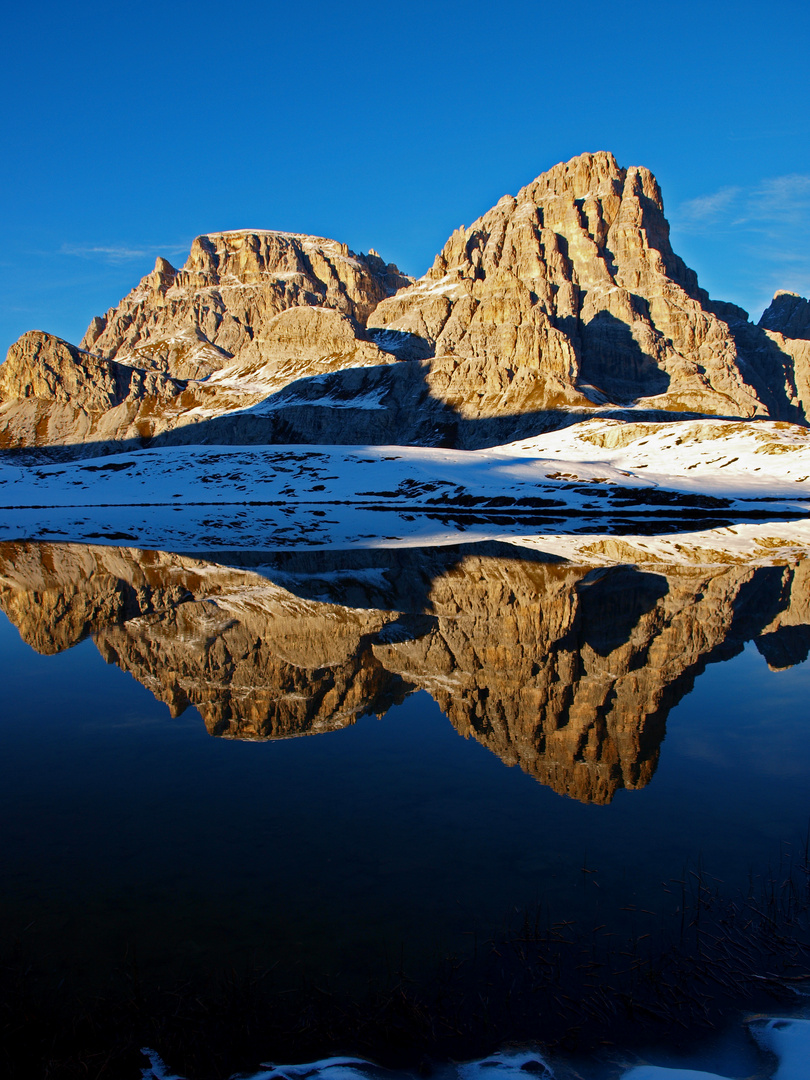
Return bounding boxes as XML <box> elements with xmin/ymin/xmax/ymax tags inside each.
<box><xmin>2</xmin><ymin>539</ymin><xmax>809</xmax><ymax>804</ymax></box>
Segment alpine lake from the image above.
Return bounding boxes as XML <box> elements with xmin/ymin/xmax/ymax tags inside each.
<box><xmin>1</xmin><ymin>526</ymin><xmax>809</xmax><ymax>1079</ymax></box>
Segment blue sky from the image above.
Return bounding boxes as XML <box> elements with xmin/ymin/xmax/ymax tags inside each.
<box><xmin>2</xmin><ymin>0</ymin><xmax>808</xmax><ymax>354</ymax></box>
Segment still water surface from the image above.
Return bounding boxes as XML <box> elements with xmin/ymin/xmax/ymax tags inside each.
<box><xmin>1</xmin><ymin>540</ymin><xmax>809</xmax><ymax>1066</ymax></box>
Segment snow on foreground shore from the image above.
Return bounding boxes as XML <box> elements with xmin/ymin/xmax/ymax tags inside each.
<box><xmin>1</xmin><ymin>418</ymin><xmax>809</xmax><ymax>510</ymax></box>
<box><xmin>501</xmin><ymin>418</ymin><xmax>810</xmax><ymax>498</ymax></box>
<box><xmin>141</xmin><ymin>1017</ymin><xmax>810</xmax><ymax>1080</ymax></box>
<box><xmin>1</xmin><ymin>418</ymin><xmax>809</xmax><ymax>556</ymax></box>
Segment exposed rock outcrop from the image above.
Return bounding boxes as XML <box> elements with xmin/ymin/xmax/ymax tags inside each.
<box><xmin>760</xmin><ymin>291</ymin><xmax>810</xmax><ymax>340</ymax></box>
<box><xmin>0</xmin><ymin>234</ymin><xmax>411</xmax><ymax>452</ymax></box>
<box><xmin>2</xmin><ymin>541</ymin><xmax>808</xmax><ymax>804</ymax></box>
<box><xmin>0</xmin><ymin>314</ymin><xmax>402</xmax><ymax>450</ymax></box>
<box><xmin>369</xmin><ymin>154</ymin><xmax>800</xmax><ymax>422</ymax></box>
<box><xmin>80</xmin><ymin>231</ymin><xmax>411</xmax><ymax>372</ymax></box>
<box><xmin>0</xmin><ymin>331</ymin><xmax>191</xmax><ymax>450</ymax></box>
<box><xmin>0</xmin><ymin>331</ymin><xmax>185</xmax><ymax>411</ymax></box>
<box><xmin>2</xmin><ymin>154</ymin><xmax>809</xmax><ymax>455</ymax></box>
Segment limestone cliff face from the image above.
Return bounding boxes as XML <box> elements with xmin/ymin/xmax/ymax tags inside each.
<box><xmin>0</xmin><ymin>233</ymin><xmax>410</xmax><ymax>452</ymax></box>
<box><xmin>760</xmin><ymin>292</ymin><xmax>810</xmax><ymax>340</ymax></box>
<box><xmin>80</xmin><ymin>232</ymin><xmax>411</xmax><ymax>373</ymax></box>
<box><xmin>0</xmin><ymin>331</ymin><xmax>191</xmax><ymax>449</ymax></box>
<box><xmin>2</xmin><ymin>541</ymin><xmax>808</xmax><ymax>803</ymax></box>
<box><xmin>369</xmin><ymin>153</ymin><xmax>797</xmax><ymax>421</ymax></box>
<box><xmin>753</xmin><ymin>293</ymin><xmax>810</xmax><ymax>422</ymax></box>
<box><xmin>1</xmin><ymin>155</ymin><xmax>808</xmax><ymax>453</ymax></box>
<box><xmin>0</xmin><ymin>312</ymin><xmax>402</xmax><ymax>451</ymax></box>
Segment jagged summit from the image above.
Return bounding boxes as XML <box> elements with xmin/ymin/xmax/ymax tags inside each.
<box><xmin>368</xmin><ymin>149</ymin><xmax>775</xmax><ymax>419</ymax></box>
<box><xmin>759</xmin><ymin>290</ymin><xmax>810</xmax><ymax>340</ymax></box>
<box><xmin>1</xmin><ymin>151</ymin><xmax>809</xmax><ymax>455</ymax></box>
<box><xmin>79</xmin><ymin>228</ymin><xmax>411</xmax><ymax>364</ymax></box>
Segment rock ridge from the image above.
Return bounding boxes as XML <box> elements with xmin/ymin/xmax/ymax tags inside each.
<box><xmin>80</xmin><ymin>230</ymin><xmax>411</xmax><ymax>370</ymax></box>
<box><xmin>760</xmin><ymin>291</ymin><xmax>810</xmax><ymax>340</ymax></box>
<box><xmin>2</xmin><ymin>152</ymin><xmax>810</xmax><ymax>453</ymax></box>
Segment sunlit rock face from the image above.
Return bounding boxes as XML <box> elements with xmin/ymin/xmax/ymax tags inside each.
<box><xmin>0</xmin><ymin>331</ymin><xmax>193</xmax><ymax>450</ymax></box>
<box><xmin>2</xmin><ymin>154</ymin><xmax>809</xmax><ymax>455</ymax></box>
<box><xmin>0</xmin><ymin>234</ymin><xmax>411</xmax><ymax>451</ymax></box>
<box><xmin>3</xmin><ymin>542</ymin><xmax>809</xmax><ymax>804</ymax></box>
<box><xmin>368</xmin><ymin>152</ymin><xmax>806</xmax><ymax>426</ymax></box>
<box><xmin>81</xmin><ymin>232</ymin><xmax>411</xmax><ymax>368</ymax></box>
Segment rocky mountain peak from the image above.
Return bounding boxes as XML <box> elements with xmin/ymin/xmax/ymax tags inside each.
<box><xmin>147</xmin><ymin>256</ymin><xmax>178</xmax><ymax>296</ymax></box>
<box><xmin>78</xmin><ymin>229</ymin><xmax>412</xmax><ymax>369</ymax></box>
<box><xmin>759</xmin><ymin>290</ymin><xmax>810</xmax><ymax>340</ymax></box>
<box><xmin>368</xmin><ymin>150</ymin><xmax>779</xmax><ymax>420</ymax></box>
<box><xmin>2</xmin><ymin>151</ymin><xmax>809</xmax><ymax>455</ymax></box>
<box><xmin>523</xmin><ymin>149</ymin><xmax>626</xmax><ymax>208</ymax></box>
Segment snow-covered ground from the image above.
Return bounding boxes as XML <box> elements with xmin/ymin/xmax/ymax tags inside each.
<box><xmin>1</xmin><ymin>418</ymin><xmax>809</xmax><ymax>556</ymax></box>
<box><xmin>503</xmin><ymin>418</ymin><xmax>810</xmax><ymax>497</ymax></box>
<box><xmin>2</xmin><ymin>419</ymin><xmax>809</xmax><ymax>510</ymax></box>
<box><xmin>141</xmin><ymin>1016</ymin><xmax>810</xmax><ymax>1080</ymax></box>
<box><xmin>0</xmin><ymin>440</ymin><xmax>643</xmax><ymax>509</ymax></box>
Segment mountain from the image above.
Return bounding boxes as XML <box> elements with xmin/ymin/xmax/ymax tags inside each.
<box><xmin>79</xmin><ymin>231</ymin><xmax>411</xmax><ymax>369</ymax></box>
<box><xmin>2</xmin><ymin>151</ymin><xmax>810</xmax><ymax>456</ymax></box>
<box><xmin>0</xmin><ymin>234</ymin><xmax>411</xmax><ymax>451</ymax></box>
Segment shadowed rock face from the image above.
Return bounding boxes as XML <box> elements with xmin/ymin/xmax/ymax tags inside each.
<box><xmin>760</xmin><ymin>292</ymin><xmax>810</xmax><ymax>340</ymax></box>
<box><xmin>2</xmin><ymin>541</ymin><xmax>808</xmax><ymax>804</ymax></box>
<box><xmin>2</xmin><ymin>154</ymin><xmax>809</xmax><ymax>455</ymax></box>
<box><xmin>755</xmin><ymin>293</ymin><xmax>810</xmax><ymax>422</ymax></box>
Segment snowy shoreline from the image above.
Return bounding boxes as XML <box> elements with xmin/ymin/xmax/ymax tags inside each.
<box><xmin>3</xmin><ymin>419</ymin><xmax>810</xmax><ymax>509</ymax></box>
<box><xmin>1</xmin><ymin>419</ymin><xmax>810</xmax><ymax>557</ymax></box>
<box><xmin>140</xmin><ymin>1016</ymin><xmax>810</xmax><ymax>1080</ymax></box>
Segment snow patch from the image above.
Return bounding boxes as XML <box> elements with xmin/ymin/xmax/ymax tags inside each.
<box><xmin>252</xmin><ymin>389</ymin><xmax>386</xmax><ymax>413</ymax></box>
<box><xmin>500</xmin><ymin>418</ymin><xmax>810</xmax><ymax>498</ymax></box>
<box><xmin>141</xmin><ymin>1049</ymin><xmax>553</xmax><ymax>1080</ymax></box>
<box><xmin>139</xmin><ymin>1018</ymin><xmax>810</xmax><ymax>1080</ymax></box>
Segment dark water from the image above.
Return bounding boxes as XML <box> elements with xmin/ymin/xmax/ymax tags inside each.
<box><xmin>1</xmin><ymin>539</ymin><xmax>809</xmax><ymax>1071</ymax></box>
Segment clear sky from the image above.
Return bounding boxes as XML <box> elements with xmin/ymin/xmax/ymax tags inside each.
<box><xmin>2</xmin><ymin>0</ymin><xmax>808</xmax><ymax>355</ymax></box>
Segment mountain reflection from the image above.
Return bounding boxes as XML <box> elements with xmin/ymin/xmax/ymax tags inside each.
<box><xmin>2</xmin><ymin>540</ymin><xmax>809</xmax><ymax>804</ymax></box>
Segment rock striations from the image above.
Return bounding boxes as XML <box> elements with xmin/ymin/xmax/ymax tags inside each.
<box><xmin>370</xmin><ymin>155</ymin><xmax>768</xmax><ymax>419</ymax></box>
<box><xmin>0</xmin><ymin>232</ymin><xmax>411</xmax><ymax>451</ymax></box>
<box><xmin>79</xmin><ymin>232</ymin><xmax>410</xmax><ymax>371</ymax></box>
<box><xmin>2</xmin><ymin>152</ymin><xmax>810</xmax><ymax>455</ymax></box>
